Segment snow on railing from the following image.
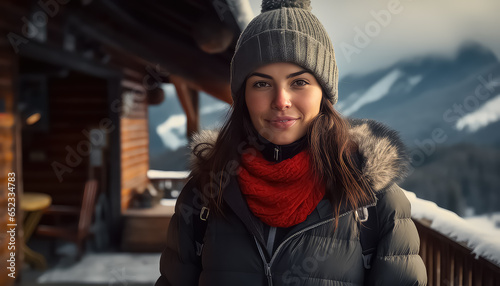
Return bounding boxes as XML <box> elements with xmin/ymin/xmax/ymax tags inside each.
<box><xmin>404</xmin><ymin>189</ymin><xmax>500</xmax><ymax>267</ymax></box>
<box><xmin>147</xmin><ymin>170</ymin><xmax>190</xmax><ymax>180</ymax></box>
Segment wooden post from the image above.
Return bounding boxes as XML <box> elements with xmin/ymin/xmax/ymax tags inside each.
<box><xmin>188</xmin><ymin>87</ymin><xmax>199</xmax><ymax>139</ymax></box>
<box><xmin>107</xmin><ymin>77</ymin><xmax>123</xmax><ymax>247</ymax></box>
<box><xmin>0</xmin><ymin>41</ymin><xmax>19</xmax><ymax>286</ymax></box>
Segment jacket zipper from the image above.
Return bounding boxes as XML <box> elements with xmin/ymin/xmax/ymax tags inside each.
<box><xmin>265</xmin><ymin>264</ymin><xmax>273</xmax><ymax>285</ymax></box>
<box><xmin>253</xmin><ymin>211</ymin><xmax>353</xmax><ymax>286</ymax></box>
<box><xmin>274</xmin><ymin>146</ymin><xmax>279</xmax><ymax>161</ymax></box>
<box><xmin>255</xmin><ymin>236</ymin><xmax>273</xmax><ymax>286</ymax></box>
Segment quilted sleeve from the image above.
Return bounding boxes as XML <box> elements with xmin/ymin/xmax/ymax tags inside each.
<box><xmin>365</xmin><ymin>183</ymin><xmax>427</xmax><ymax>286</ymax></box>
<box><xmin>155</xmin><ymin>180</ymin><xmax>202</xmax><ymax>286</ymax></box>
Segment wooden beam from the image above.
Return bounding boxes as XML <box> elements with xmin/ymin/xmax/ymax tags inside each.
<box><xmin>169</xmin><ymin>76</ymin><xmax>232</xmax><ymax>105</ymax></box>
<box><xmin>17</xmin><ymin>40</ymin><xmax>121</xmax><ymax>79</ymax></box>
<box><xmin>69</xmin><ymin>1</ymin><xmax>230</xmax><ymax>87</ymax></box>
<box><xmin>117</xmin><ymin>1</ymin><xmax>193</xmax><ymax>37</ymax></box>
<box><xmin>189</xmin><ymin>88</ymin><xmax>199</xmax><ymax>138</ymax></box>
<box><xmin>197</xmin><ymin>79</ymin><xmax>233</xmax><ymax>104</ymax></box>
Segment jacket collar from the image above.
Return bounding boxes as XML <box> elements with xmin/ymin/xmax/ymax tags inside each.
<box><xmin>222</xmin><ymin>176</ymin><xmax>266</xmax><ymax>246</ymax></box>
<box><xmin>257</xmin><ymin>134</ymin><xmax>308</xmax><ymax>163</ymax></box>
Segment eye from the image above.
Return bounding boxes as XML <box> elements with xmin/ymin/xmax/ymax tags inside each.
<box><xmin>292</xmin><ymin>79</ymin><xmax>309</xmax><ymax>87</ymax></box>
<box><xmin>253</xmin><ymin>81</ymin><xmax>270</xmax><ymax>88</ymax></box>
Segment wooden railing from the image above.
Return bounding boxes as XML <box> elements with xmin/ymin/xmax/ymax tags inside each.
<box><xmin>414</xmin><ymin>219</ymin><xmax>500</xmax><ymax>286</ymax></box>
<box><xmin>147</xmin><ymin>170</ymin><xmax>190</xmax><ymax>199</ymax></box>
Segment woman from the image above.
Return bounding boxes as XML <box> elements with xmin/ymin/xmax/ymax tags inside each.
<box><xmin>156</xmin><ymin>0</ymin><xmax>427</xmax><ymax>285</ymax></box>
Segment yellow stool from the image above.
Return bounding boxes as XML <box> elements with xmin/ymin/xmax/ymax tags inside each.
<box><xmin>20</xmin><ymin>192</ymin><xmax>52</xmax><ymax>269</ymax></box>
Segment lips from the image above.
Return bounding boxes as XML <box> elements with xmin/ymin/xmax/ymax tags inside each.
<box><xmin>267</xmin><ymin>116</ymin><xmax>299</xmax><ymax>129</ymax></box>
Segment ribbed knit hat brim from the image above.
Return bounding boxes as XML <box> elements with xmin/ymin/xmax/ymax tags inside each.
<box><xmin>230</xmin><ymin>4</ymin><xmax>339</xmax><ymax>105</ymax></box>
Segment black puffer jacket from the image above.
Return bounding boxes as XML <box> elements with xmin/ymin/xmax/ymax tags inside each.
<box><xmin>156</xmin><ymin>119</ymin><xmax>427</xmax><ymax>286</ymax></box>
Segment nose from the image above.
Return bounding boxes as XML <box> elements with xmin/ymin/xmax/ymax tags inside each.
<box><xmin>272</xmin><ymin>87</ymin><xmax>292</xmax><ymax>110</ymax></box>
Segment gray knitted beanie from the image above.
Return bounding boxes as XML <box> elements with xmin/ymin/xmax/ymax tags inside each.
<box><xmin>230</xmin><ymin>0</ymin><xmax>339</xmax><ymax>105</ymax></box>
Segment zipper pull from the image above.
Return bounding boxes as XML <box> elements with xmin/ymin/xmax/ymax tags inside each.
<box><xmin>265</xmin><ymin>264</ymin><xmax>273</xmax><ymax>285</ymax></box>
<box><xmin>274</xmin><ymin>146</ymin><xmax>279</xmax><ymax>161</ymax></box>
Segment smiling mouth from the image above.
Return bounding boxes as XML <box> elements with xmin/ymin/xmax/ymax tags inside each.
<box><xmin>272</xmin><ymin>119</ymin><xmax>296</xmax><ymax>123</ymax></box>
<box><xmin>266</xmin><ymin>118</ymin><xmax>299</xmax><ymax>129</ymax></box>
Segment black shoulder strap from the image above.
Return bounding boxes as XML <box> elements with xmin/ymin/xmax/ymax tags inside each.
<box><xmin>195</xmin><ymin>204</ymin><xmax>378</xmax><ymax>263</ymax></box>
<box><xmin>356</xmin><ymin>205</ymin><xmax>379</xmax><ymax>269</ymax></box>
<box><xmin>193</xmin><ymin>205</ymin><xmax>210</xmax><ymax>256</ymax></box>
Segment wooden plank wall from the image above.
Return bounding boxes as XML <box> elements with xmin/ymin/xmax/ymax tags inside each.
<box><xmin>120</xmin><ymin>85</ymin><xmax>149</xmax><ymax>212</ymax></box>
<box><xmin>0</xmin><ymin>39</ymin><xmax>18</xmax><ymax>286</ymax></box>
<box><xmin>22</xmin><ymin>72</ymin><xmax>108</xmax><ymax>206</ymax></box>
<box><xmin>102</xmin><ymin>46</ymin><xmax>152</xmax><ymax>213</ymax></box>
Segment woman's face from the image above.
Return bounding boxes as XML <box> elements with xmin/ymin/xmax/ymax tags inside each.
<box><xmin>245</xmin><ymin>62</ymin><xmax>323</xmax><ymax>145</ymax></box>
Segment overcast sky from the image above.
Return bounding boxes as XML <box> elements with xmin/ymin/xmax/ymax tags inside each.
<box><xmin>246</xmin><ymin>0</ymin><xmax>500</xmax><ymax>77</ymax></box>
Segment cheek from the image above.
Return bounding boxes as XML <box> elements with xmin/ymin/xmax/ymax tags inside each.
<box><xmin>302</xmin><ymin>96</ymin><xmax>322</xmax><ymax>120</ymax></box>
<box><xmin>312</xmin><ymin>90</ymin><xmax>323</xmax><ymax>114</ymax></box>
<box><xmin>246</xmin><ymin>95</ymin><xmax>267</xmax><ymax>118</ymax></box>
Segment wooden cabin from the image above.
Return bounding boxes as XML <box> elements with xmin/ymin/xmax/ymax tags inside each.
<box><xmin>0</xmin><ymin>0</ymin><xmax>248</xmax><ymax>283</ymax></box>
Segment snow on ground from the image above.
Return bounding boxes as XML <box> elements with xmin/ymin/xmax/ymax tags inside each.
<box><xmin>342</xmin><ymin>69</ymin><xmax>402</xmax><ymax>116</ymax></box>
<box><xmin>37</xmin><ymin>253</ymin><xmax>161</xmax><ymax>284</ymax></box>
<box><xmin>404</xmin><ymin>189</ymin><xmax>500</xmax><ymax>267</ymax></box>
<box><xmin>455</xmin><ymin>94</ymin><xmax>500</xmax><ymax>132</ymax></box>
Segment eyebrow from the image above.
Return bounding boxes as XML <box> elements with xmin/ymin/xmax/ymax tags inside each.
<box><xmin>248</xmin><ymin>70</ymin><xmax>311</xmax><ymax>80</ymax></box>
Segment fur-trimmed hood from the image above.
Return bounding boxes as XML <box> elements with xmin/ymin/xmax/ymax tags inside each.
<box><xmin>347</xmin><ymin>118</ymin><xmax>409</xmax><ymax>191</ymax></box>
<box><xmin>189</xmin><ymin>118</ymin><xmax>409</xmax><ymax>192</ymax></box>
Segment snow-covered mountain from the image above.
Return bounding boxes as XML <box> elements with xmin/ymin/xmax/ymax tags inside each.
<box><xmin>148</xmin><ymin>89</ymin><xmax>230</xmax><ymax>170</ymax></box>
<box><xmin>336</xmin><ymin>43</ymin><xmax>500</xmax><ymax>217</ymax></box>
<box><xmin>337</xmin><ymin>42</ymin><xmax>500</xmax><ymax>146</ymax></box>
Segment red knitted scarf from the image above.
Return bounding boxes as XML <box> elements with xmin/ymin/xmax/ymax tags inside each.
<box><xmin>238</xmin><ymin>149</ymin><xmax>325</xmax><ymax>228</ymax></box>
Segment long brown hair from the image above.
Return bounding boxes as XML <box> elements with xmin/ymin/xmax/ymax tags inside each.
<box><xmin>191</xmin><ymin>86</ymin><xmax>374</xmax><ymax>228</ymax></box>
